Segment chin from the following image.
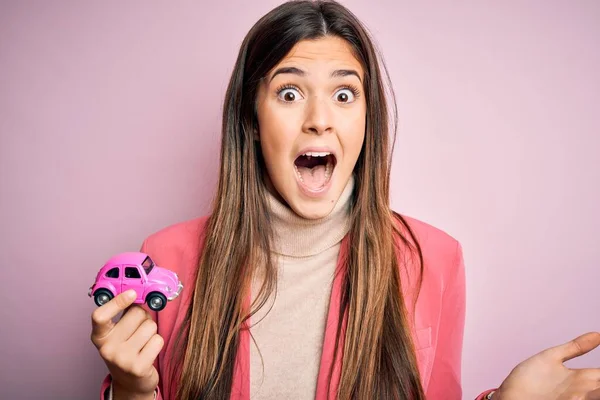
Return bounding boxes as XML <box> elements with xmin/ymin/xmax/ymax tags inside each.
<box><xmin>285</xmin><ymin>176</ymin><xmax>348</xmax><ymax>220</ymax></box>
<box><xmin>287</xmin><ymin>197</ymin><xmax>338</xmax><ymax>220</ymax></box>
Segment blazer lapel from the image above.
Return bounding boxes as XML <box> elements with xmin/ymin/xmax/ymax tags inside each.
<box><xmin>315</xmin><ymin>235</ymin><xmax>349</xmax><ymax>400</ymax></box>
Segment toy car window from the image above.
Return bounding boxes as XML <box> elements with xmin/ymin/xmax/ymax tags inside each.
<box><xmin>125</xmin><ymin>267</ymin><xmax>141</xmax><ymax>279</ymax></box>
<box><xmin>105</xmin><ymin>267</ymin><xmax>119</xmax><ymax>278</ymax></box>
<box><xmin>142</xmin><ymin>256</ymin><xmax>154</xmax><ymax>274</ymax></box>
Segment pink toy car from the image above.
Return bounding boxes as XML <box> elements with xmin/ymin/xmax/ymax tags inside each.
<box><xmin>88</xmin><ymin>252</ymin><xmax>183</xmax><ymax>311</ymax></box>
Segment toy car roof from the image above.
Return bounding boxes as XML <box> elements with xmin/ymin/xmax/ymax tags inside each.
<box><xmin>103</xmin><ymin>252</ymin><xmax>150</xmax><ymax>268</ymax></box>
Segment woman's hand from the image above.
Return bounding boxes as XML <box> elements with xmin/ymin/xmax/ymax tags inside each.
<box><xmin>494</xmin><ymin>332</ymin><xmax>600</xmax><ymax>400</ymax></box>
<box><xmin>91</xmin><ymin>289</ymin><xmax>164</xmax><ymax>400</ymax></box>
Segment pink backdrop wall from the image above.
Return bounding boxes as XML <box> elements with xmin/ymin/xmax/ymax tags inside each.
<box><xmin>1</xmin><ymin>1</ymin><xmax>598</xmax><ymax>398</ymax></box>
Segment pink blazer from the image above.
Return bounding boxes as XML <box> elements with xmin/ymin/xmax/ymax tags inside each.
<box><xmin>99</xmin><ymin>215</ymin><xmax>496</xmax><ymax>399</ymax></box>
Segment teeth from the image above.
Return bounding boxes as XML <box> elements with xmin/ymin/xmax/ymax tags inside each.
<box><xmin>294</xmin><ymin>165</ymin><xmax>304</xmax><ymax>183</ymax></box>
<box><xmin>302</xmin><ymin>151</ymin><xmax>330</xmax><ymax>157</ymax></box>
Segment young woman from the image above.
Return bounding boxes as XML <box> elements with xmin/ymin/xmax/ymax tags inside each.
<box><xmin>90</xmin><ymin>1</ymin><xmax>600</xmax><ymax>399</ymax></box>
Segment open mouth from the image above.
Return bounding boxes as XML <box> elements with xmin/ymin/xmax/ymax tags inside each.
<box><xmin>293</xmin><ymin>151</ymin><xmax>337</xmax><ymax>191</ymax></box>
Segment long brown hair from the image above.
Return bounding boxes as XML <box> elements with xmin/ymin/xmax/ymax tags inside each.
<box><xmin>171</xmin><ymin>1</ymin><xmax>425</xmax><ymax>399</ymax></box>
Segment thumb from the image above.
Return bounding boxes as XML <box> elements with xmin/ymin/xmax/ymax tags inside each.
<box><xmin>545</xmin><ymin>332</ymin><xmax>600</xmax><ymax>363</ymax></box>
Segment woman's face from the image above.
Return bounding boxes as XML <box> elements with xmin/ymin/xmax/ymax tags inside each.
<box><xmin>256</xmin><ymin>36</ymin><xmax>366</xmax><ymax>219</ymax></box>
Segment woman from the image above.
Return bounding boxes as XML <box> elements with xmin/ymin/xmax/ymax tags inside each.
<box><xmin>90</xmin><ymin>1</ymin><xmax>600</xmax><ymax>399</ymax></box>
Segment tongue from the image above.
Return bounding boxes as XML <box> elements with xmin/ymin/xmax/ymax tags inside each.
<box><xmin>297</xmin><ymin>165</ymin><xmax>327</xmax><ymax>190</ymax></box>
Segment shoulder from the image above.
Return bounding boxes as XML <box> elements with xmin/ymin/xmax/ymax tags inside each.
<box><xmin>397</xmin><ymin>214</ymin><xmax>461</xmax><ymax>260</ymax></box>
<box><xmin>143</xmin><ymin>216</ymin><xmax>210</xmax><ymax>251</ymax></box>
<box><xmin>393</xmin><ymin>212</ymin><xmax>464</xmax><ymax>291</ymax></box>
<box><xmin>140</xmin><ymin>216</ymin><xmax>211</xmax><ymax>278</ymax></box>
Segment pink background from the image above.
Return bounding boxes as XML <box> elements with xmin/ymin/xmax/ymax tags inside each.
<box><xmin>1</xmin><ymin>1</ymin><xmax>599</xmax><ymax>398</ymax></box>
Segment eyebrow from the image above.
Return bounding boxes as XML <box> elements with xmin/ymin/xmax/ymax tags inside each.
<box><xmin>268</xmin><ymin>67</ymin><xmax>362</xmax><ymax>83</ymax></box>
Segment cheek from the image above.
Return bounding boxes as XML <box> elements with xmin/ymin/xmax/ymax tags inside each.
<box><xmin>258</xmin><ymin>104</ymin><xmax>299</xmax><ymax>162</ymax></box>
<box><xmin>340</xmin><ymin>115</ymin><xmax>366</xmax><ymax>158</ymax></box>
<box><xmin>259</xmin><ymin>120</ymin><xmax>292</xmax><ymax>170</ymax></box>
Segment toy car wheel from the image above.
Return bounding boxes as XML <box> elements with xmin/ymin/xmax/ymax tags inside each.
<box><xmin>147</xmin><ymin>292</ymin><xmax>167</xmax><ymax>311</ymax></box>
<box><xmin>94</xmin><ymin>289</ymin><xmax>114</xmax><ymax>307</ymax></box>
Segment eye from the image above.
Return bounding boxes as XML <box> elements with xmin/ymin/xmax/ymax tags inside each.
<box><xmin>334</xmin><ymin>87</ymin><xmax>358</xmax><ymax>103</ymax></box>
<box><xmin>277</xmin><ymin>86</ymin><xmax>303</xmax><ymax>103</ymax></box>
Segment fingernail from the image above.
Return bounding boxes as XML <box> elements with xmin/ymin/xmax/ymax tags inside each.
<box><xmin>125</xmin><ymin>290</ymin><xmax>136</xmax><ymax>300</ymax></box>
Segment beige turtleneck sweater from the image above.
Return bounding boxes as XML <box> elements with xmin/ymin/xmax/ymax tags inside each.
<box><xmin>249</xmin><ymin>177</ymin><xmax>354</xmax><ymax>399</ymax></box>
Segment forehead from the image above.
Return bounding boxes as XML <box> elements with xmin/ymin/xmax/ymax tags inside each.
<box><xmin>271</xmin><ymin>36</ymin><xmax>364</xmax><ymax>76</ymax></box>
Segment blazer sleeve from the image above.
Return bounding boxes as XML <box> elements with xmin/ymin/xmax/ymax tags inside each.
<box><xmin>425</xmin><ymin>241</ymin><xmax>497</xmax><ymax>399</ymax></box>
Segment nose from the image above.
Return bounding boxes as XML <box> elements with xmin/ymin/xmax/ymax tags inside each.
<box><xmin>302</xmin><ymin>96</ymin><xmax>333</xmax><ymax>135</ymax></box>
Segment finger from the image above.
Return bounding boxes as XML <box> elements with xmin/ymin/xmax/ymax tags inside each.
<box><xmin>91</xmin><ymin>289</ymin><xmax>137</xmax><ymax>341</ymax></box>
<box><xmin>110</xmin><ymin>305</ymin><xmax>152</xmax><ymax>343</ymax></box>
<box><xmin>578</xmin><ymin>368</ymin><xmax>600</xmax><ymax>382</ymax></box>
<box><xmin>546</xmin><ymin>332</ymin><xmax>600</xmax><ymax>363</ymax></box>
<box><xmin>138</xmin><ymin>334</ymin><xmax>164</xmax><ymax>369</ymax></box>
<box><xmin>126</xmin><ymin>318</ymin><xmax>158</xmax><ymax>352</ymax></box>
